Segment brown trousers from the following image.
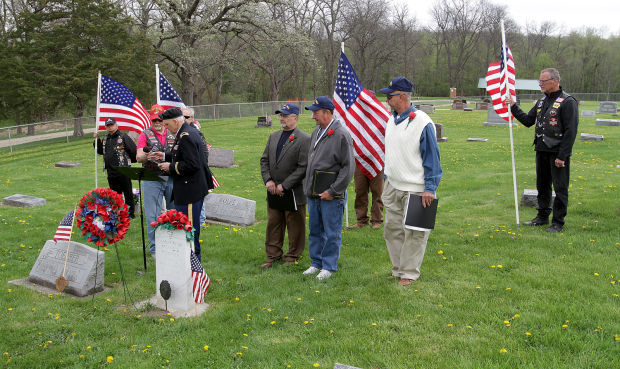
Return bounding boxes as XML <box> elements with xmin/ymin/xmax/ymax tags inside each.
<box><xmin>354</xmin><ymin>167</ymin><xmax>384</xmax><ymax>225</ymax></box>
<box><xmin>265</xmin><ymin>205</ymin><xmax>306</xmax><ymax>262</ymax></box>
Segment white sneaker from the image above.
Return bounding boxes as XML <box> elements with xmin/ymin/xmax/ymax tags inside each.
<box><xmin>316</xmin><ymin>269</ymin><xmax>333</xmax><ymax>280</ymax></box>
<box><xmin>302</xmin><ymin>266</ymin><xmax>320</xmax><ymax>275</ymax></box>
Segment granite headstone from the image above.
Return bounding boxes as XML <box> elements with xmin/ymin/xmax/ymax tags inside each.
<box><xmin>476</xmin><ymin>102</ymin><xmax>490</xmax><ymax>110</ymax></box>
<box><xmin>598</xmin><ymin>102</ymin><xmax>618</xmax><ymax>115</ymax></box>
<box><xmin>452</xmin><ymin>100</ymin><xmax>466</xmax><ymax>110</ymax></box>
<box><xmin>55</xmin><ymin>161</ymin><xmax>82</xmax><ymax>168</ymax></box>
<box><xmin>595</xmin><ymin>119</ymin><xmax>620</xmax><ymax>126</ymax></box>
<box><xmin>434</xmin><ymin>123</ymin><xmax>448</xmax><ymax>142</ymax></box>
<box><xmin>203</xmin><ymin>194</ymin><xmax>256</xmax><ymax>226</ymax></box>
<box><xmin>208</xmin><ymin>148</ymin><xmax>235</xmax><ymax>168</ymax></box>
<box><xmin>580</xmin><ymin>110</ymin><xmax>595</xmax><ymax>117</ymax></box>
<box><xmin>521</xmin><ymin>189</ymin><xmax>555</xmax><ymax>208</ymax></box>
<box><xmin>418</xmin><ymin>104</ymin><xmax>434</xmax><ymax>114</ymax></box>
<box><xmin>467</xmin><ymin>138</ymin><xmax>488</xmax><ymax>142</ymax></box>
<box><xmin>28</xmin><ymin>240</ymin><xmax>105</xmax><ymax>297</ymax></box>
<box><xmin>3</xmin><ymin>194</ymin><xmax>46</xmax><ymax>207</ymax></box>
<box><xmin>256</xmin><ymin>116</ymin><xmax>272</xmax><ymax>128</ymax></box>
<box><xmin>334</xmin><ymin>364</ymin><xmax>362</xmax><ymax>369</ymax></box>
<box><xmin>483</xmin><ymin>109</ymin><xmax>517</xmax><ymax>126</ymax></box>
<box><xmin>580</xmin><ymin>133</ymin><xmax>604</xmax><ymax>141</ymax></box>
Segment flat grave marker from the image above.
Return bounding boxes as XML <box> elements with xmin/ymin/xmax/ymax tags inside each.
<box><xmin>3</xmin><ymin>194</ymin><xmax>46</xmax><ymax>207</ymax></box>
<box><xmin>203</xmin><ymin>194</ymin><xmax>256</xmax><ymax>226</ymax></box>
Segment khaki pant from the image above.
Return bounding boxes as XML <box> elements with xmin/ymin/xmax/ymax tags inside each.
<box><xmin>354</xmin><ymin>167</ymin><xmax>384</xmax><ymax>225</ymax></box>
<box><xmin>264</xmin><ymin>205</ymin><xmax>306</xmax><ymax>262</ymax></box>
<box><xmin>382</xmin><ymin>180</ymin><xmax>430</xmax><ymax>280</ymax></box>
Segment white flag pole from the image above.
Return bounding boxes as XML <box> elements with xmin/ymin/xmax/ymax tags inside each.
<box><xmin>339</xmin><ymin>42</ymin><xmax>350</xmax><ymax>228</ymax></box>
<box><xmin>95</xmin><ymin>71</ymin><xmax>102</xmax><ymax>188</ymax></box>
<box><xmin>501</xmin><ymin>20</ymin><xmax>520</xmax><ymax>226</ymax></box>
<box><xmin>155</xmin><ymin>64</ymin><xmax>160</xmax><ymax>105</ymax></box>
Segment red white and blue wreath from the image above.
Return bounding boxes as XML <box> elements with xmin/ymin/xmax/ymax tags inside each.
<box><xmin>76</xmin><ymin>188</ymin><xmax>131</xmax><ymax>247</ymax></box>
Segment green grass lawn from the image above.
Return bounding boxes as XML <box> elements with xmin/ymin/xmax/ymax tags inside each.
<box><xmin>0</xmin><ymin>102</ymin><xmax>618</xmax><ymax>368</ymax></box>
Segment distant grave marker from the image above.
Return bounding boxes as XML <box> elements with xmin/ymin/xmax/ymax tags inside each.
<box><xmin>451</xmin><ymin>100</ymin><xmax>467</xmax><ymax>110</ymax></box>
<box><xmin>595</xmin><ymin>119</ymin><xmax>620</xmax><ymax>126</ymax></box>
<box><xmin>580</xmin><ymin>133</ymin><xmax>604</xmax><ymax>141</ymax></box>
<box><xmin>580</xmin><ymin>110</ymin><xmax>595</xmax><ymax>117</ymax></box>
<box><xmin>3</xmin><ymin>194</ymin><xmax>46</xmax><ymax>207</ymax></box>
<box><xmin>55</xmin><ymin>161</ymin><xmax>82</xmax><ymax>168</ymax></box>
<box><xmin>598</xmin><ymin>102</ymin><xmax>618</xmax><ymax>115</ymax></box>
<box><xmin>208</xmin><ymin>148</ymin><xmax>234</xmax><ymax>168</ymax></box>
<box><xmin>418</xmin><ymin>104</ymin><xmax>434</xmax><ymax>114</ymax></box>
<box><xmin>334</xmin><ymin>364</ymin><xmax>362</xmax><ymax>369</ymax></box>
<box><xmin>256</xmin><ymin>116</ymin><xmax>272</xmax><ymax>128</ymax></box>
<box><xmin>476</xmin><ymin>102</ymin><xmax>490</xmax><ymax>110</ymax></box>
<box><xmin>434</xmin><ymin>123</ymin><xmax>447</xmax><ymax>142</ymax></box>
<box><xmin>467</xmin><ymin>138</ymin><xmax>488</xmax><ymax>142</ymax></box>
<box><xmin>483</xmin><ymin>109</ymin><xmax>517</xmax><ymax>126</ymax></box>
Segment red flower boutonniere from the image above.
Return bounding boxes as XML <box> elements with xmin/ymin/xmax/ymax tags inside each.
<box><xmin>327</xmin><ymin>128</ymin><xmax>334</xmax><ymax>137</ymax></box>
<box><xmin>288</xmin><ymin>134</ymin><xmax>295</xmax><ymax>142</ymax></box>
<box><xmin>409</xmin><ymin>111</ymin><xmax>416</xmax><ymax>120</ymax></box>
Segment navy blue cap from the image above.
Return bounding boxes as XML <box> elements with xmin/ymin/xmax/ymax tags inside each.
<box><xmin>104</xmin><ymin>118</ymin><xmax>117</xmax><ymax>126</ymax></box>
<box><xmin>379</xmin><ymin>76</ymin><xmax>414</xmax><ymax>94</ymax></box>
<box><xmin>159</xmin><ymin>108</ymin><xmax>183</xmax><ymax>120</ymax></box>
<box><xmin>304</xmin><ymin>96</ymin><xmax>335</xmax><ymax>111</ymax></box>
<box><xmin>275</xmin><ymin>103</ymin><xmax>299</xmax><ymax>115</ymax></box>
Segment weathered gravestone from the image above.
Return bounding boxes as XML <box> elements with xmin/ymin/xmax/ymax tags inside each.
<box><xmin>208</xmin><ymin>148</ymin><xmax>235</xmax><ymax>168</ymax></box>
<box><xmin>418</xmin><ymin>104</ymin><xmax>434</xmax><ymax>114</ymax></box>
<box><xmin>467</xmin><ymin>138</ymin><xmax>488</xmax><ymax>142</ymax></box>
<box><xmin>3</xmin><ymin>194</ymin><xmax>46</xmax><ymax>207</ymax></box>
<box><xmin>595</xmin><ymin>119</ymin><xmax>620</xmax><ymax>126</ymax></box>
<box><xmin>598</xmin><ymin>102</ymin><xmax>618</xmax><ymax>115</ymax></box>
<box><xmin>28</xmin><ymin>240</ymin><xmax>105</xmax><ymax>297</ymax></box>
<box><xmin>476</xmin><ymin>102</ymin><xmax>490</xmax><ymax>110</ymax></box>
<box><xmin>483</xmin><ymin>109</ymin><xmax>517</xmax><ymax>127</ymax></box>
<box><xmin>334</xmin><ymin>364</ymin><xmax>362</xmax><ymax>369</ymax></box>
<box><xmin>55</xmin><ymin>161</ymin><xmax>82</xmax><ymax>168</ymax></box>
<box><xmin>255</xmin><ymin>116</ymin><xmax>272</xmax><ymax>128</ymax></box>
<box><xmin>203</xmin><ymin>194</ymin><xmax>256</xmax><ymax>226</ymax></box>
<box><xmin>521</xmin><ymin>189</ymin><xmax>555</xmax><ymax>208</ymax></box>
<box><xmin>434</xmin><ymin>123</ymin><xmax>448</xmax><ymax>142</ymax></box>
<box><xmin>452</xmin><ymin>100</ymin><xmax>467</xmax><ymax>110</ymax></box>
<box><xmin>580</xmin><ymin>110</ymin><xmax>595</xmax><ymax>117</ymax></box>
<box><xmin>580</xmin><ymin>133</ymin><xmax>604</xmax><ymax>141</ymax></box>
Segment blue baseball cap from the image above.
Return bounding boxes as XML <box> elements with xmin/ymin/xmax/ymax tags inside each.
<box><xmin>379</xmin><ymin>76</ymin><xmax>414</xmax><ymax>94</ymax></box>
<box><xmin>275</xmin><ymin>103</ymin><xmax>299</xmax><ymax>115</ymax></box>
<box><xmin>305</xmin><ymin>96</ymin><xmax>335</xmax><ymax>111</ymax></box>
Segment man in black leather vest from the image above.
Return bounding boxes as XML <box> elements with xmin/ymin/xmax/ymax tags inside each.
<box><xmin>508</xmin><ymin>68</ymin><xmax>578</xmax><ymax>232</ymax></box>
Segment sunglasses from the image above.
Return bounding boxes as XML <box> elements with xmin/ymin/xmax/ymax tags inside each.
<box><xmin>152</xmin><ymin>119</ymin><xmax>163</xmax><ymax>123</ymax></box>
<box><xmin>386</xmin><ymin>93</ymin><xmax>402</xmax><ymax>100</ymax></box>
<box><xmin>184</xmin><ymin>115</ymin><xmax>191</xmax><ymax>119</ymax></box>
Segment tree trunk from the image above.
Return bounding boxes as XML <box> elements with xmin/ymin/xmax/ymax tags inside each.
<box><xmin>73</xmin><ymin>101</ymin><xmax>84</xmax><ymax>137</ymax></box>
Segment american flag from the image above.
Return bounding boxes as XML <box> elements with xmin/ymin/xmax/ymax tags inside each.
<box><xmin>190</xmin><ymin>252</ymin><xmax>211</xmax><ymax>303</ymax></box>
<box><xmin>158</xmin><ymin>71</ymin><xmax>186</xmax><ymax>110</ymax></box>
<box><xmin>98</xmin><ymin>75</ymin><xmax>150</xmax><ymax>134</ymax></box>
<box><xmin>333</xmin><ymin>52</ymin><xmax>390</xmax><ymax>179</ymax></box>
<box><xmin>486</xmin><ymin>45</ymin><xmax>516</xmax><ymax>122</ymax></box>
<box><xmin>53</xmin><ymin>210</ymin><xmax>74</xmax><ymax>243</ymax></box>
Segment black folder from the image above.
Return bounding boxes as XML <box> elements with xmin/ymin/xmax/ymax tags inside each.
<box><xmin>404</xmin><ymin>194</ymin><xmax>438</xmax><ymax>231</ymax></box>
<box><xmin>267</xmin><ymin>190</ymin><xmax>297</xmax><ymax>211</ymax></box>
<box><xmin>312</xmin><ymin>170</ymin><xmax>344</xmax><ymax>198</ymax></box>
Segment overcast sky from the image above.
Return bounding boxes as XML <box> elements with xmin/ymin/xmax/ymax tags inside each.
<box><xmin>395</xmin><ymin>0</ymin><xmax>620</xmax><ymax>37</ymax></box>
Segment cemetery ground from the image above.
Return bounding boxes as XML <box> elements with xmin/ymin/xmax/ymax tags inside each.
<box><xmin>0</xmin><ymin>102</ymin><xmax>618</xmax><ymax>369</ymax></box>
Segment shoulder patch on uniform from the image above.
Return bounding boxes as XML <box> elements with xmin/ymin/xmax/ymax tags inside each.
<box><xmin>179</xmin><ymin>132</ymin><xmax>189</xmax><ymax>138</ymax></box>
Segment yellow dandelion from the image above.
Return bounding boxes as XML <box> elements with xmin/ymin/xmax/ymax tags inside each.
<box><xmin>106</xmin><ymin>356</ymin><xmax>113</xmax><ymax>363</ymax></box>
<box><xmin>499</xmin><ymin>349</ymin><xmax>507</xmax><ymax>353</ymax></box>
<box><xmin>525</xmin><ymin>332</ymin><xmax>532</xmax><ymax>336</ymax></box>
<box><xmin>203</xmin><ymin>345</ymin><xmax>209</xmax><ymax>351</ymax></box>
<box><xmin>562</xmin><ymin>324</ymin><xmax>568</xmax><ymax>328</ymax></box>
<box><xmin>313</xmin><ymin>364</ymin><xmax>320</xmax><ymax>367</ymax></box>
<box><xmin>437</xmin><ymin>250</ymin><xmax>444</xmax><ymax>255</ymax></box>
<box><xmin>297</xmin><ymin>297</ymin><xmax>302</xmax><ymax>301</ymax></box>
<box><xmin>497</xmin><ymin>265</ymin><xmax>503</xmax><ymax>268</ymax></box>
<box><xmin>466</xmin><ymin>325</ymin><xmax>472</xmax><ymax>329</ymax></box>
<box><xmin>371</xmin><ymin>323</ymin><xmax>377</xmax><ymax>326</ymax></box>
<box><xmin>594</xmin><ymin>273</ymin><xmax>599</xmax><ymax>276</ymax></box>
<box><xmin>270</xmin><ymin>321</ymin><xmax>276</xmax><ymax>325</ymax></box>
<box><xmin>475</xmin><ymin>286</ymin><xmax>481</xmax><ymax>289</ymax></box>
<box><xmin>235</xmin><ymin>297</ymin><xmax>240</xmax><ymax>302</ymax></box>
<box><xmin>304</xmin><ymin>321</ymin><xmax>309</xmax><ymax>325</ymax></box>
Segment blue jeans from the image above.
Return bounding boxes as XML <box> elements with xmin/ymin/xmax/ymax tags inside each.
<box><xmin>307</xmin><ymin>197</ymin><xmax>345</xmax><ymax>272</ymax></box>
<box><xmin>143</xmin><ymin>177</ymin><xmax>174</xmax><ymax>254</ymax></box>
<box><xmin>176</xmin><ymin>198</ymin><xmax>205</xmax><ymax>261</ymax></box>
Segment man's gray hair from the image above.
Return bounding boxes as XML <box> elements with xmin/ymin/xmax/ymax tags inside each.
<box><xmin>542</xmin><ymin>68</ymin><xmax>561</xmax><ymax>82</ymax></box>
<box><xmin>175</xmin><ymin>115</ymin><xmax>185</xmax><ymax>124</ymax></box>
<box><xmin>184</xmin><ymin>107</ymin><xmax>195</xmax><ymax>116</ymax></box>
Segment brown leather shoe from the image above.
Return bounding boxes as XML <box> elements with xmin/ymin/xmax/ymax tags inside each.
<box><xmin>348</xmin><ymin>222</ymin><xmax>367</xmax><ymax>229</ymax></box>
<box><xmin>283</xmin><ymin>260</ymin><xmax>296</xmax><ymax>266</ymax></box>
<box><xmin>260</xmin><ymin>261</ymin><xmax>273</xmax><ymax>269</ymax></box>
<box><xmin>371</xmin><ymin>223</ymin><xmax>382</xmax><ymax>229</ymax></box>
<box><xmin>398</xmin><ymin>278</ymin><xmax>414</xmax><ymax>286</ymax></box>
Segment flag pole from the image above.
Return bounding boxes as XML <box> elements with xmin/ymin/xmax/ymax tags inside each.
<box><xmin>95</xmin><ymin>71</ymin><xmax>102</xmax><ymax>188</ymax></box>
<box><xmin>155</xmin><ymin>64</ymin><xmax>160</xmax><ymax>106</ymax></box>
<box><xmin>339</xmin><ymin>42</ymin><xmax>349</xmax><ymax>228</ymax></box>
<box><xmin>501</xmin><ymin>20</ymin><xmax>520</xmax><ymax>226</ymax></box>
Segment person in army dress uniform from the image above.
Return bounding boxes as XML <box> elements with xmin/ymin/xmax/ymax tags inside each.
<box><xmin>507</xmin><ymin>68</ymin><xmax>578</xmax><ymax>232</ymax></box>
<box><xmin>94</xmin><ymin>117</ymin><xmax>137</xmax><ymax>218</ymax></box>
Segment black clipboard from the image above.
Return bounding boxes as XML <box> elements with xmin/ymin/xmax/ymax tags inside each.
<box><xmin>404</xmin><ymin>194</ymin><xmax>438</xmax><ymax>231</ymax></box>
<box><xmin>267</xmin><ymin>190</ymin><xmax>297</xmax><ymax>211</ymax></box>
<box><xmin>312</xmin><ymin>170</ymin><xmax>343</xmax><ymax>198</ymax></box>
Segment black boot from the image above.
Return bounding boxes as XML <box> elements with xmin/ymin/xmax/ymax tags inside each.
<box><xmin>523</xmin><ymin>216</ymin><xmax>549</xmax><ymax>226</ymax></box>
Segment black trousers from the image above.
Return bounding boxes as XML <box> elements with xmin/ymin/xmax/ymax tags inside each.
<box><xmin>107</xmin><ymin>174</ymin><xmax>135</xmax><ymax>217</ymax></box>
<box><xmin>535</xmin><ymin>151</ymin><xmax>570</xmax><ymax>226</ymax></box>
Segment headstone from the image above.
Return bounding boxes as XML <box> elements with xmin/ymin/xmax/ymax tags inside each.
<box><xmin>483</xmin><ymin>109</ymin><xmax>517</xmax><ymax>126</ymax></box>
<box><xmin>476</xmin><ymin>102</ymin><xmax>489</xmax><ymax>110</ymax></box>
<box><xmin>449</xmin><ymin>88</ymin><xmax>456</xmax><ymax>98</ymax></box>
<box><xmin>467</xmin><ymin>138</ymin><xmax>488</xmax><ymax>142</ymax></box>
<box><xmin>451</xmin><ymin>100</ymin><xmax>467</xmax><ymax>110</ymax></box>
<box><xmin>418</xmin><ymin>104</ymin><xmax>434</xmax><ymax>114</ymax></box>
<box><xmin>598</xmin><ymin>102</ymin><xmax>618</xmax><ymax>115</ymax></box>
<box><xmin>334</xmin><ymin>364</ymin><xmax>362</xmax><ymax>369</ymax></box>
<box><xmin>464</xmin><ymin>107</ymin><xmax>473</xmax><ymax>112</ymax></box>
<box><xmin>434</xmin><ymin>123</ymin><xmax>448</xmax><ymax>142</ymax></box>
<box><xmin>255</xmin><ymin>116</ymin><xmax>272</xmax><ymax>128</ymax></box>
<box><xmin>521</xmin><ymin>189</ymin><xmax>555</xmax><ymax>208</ymax></box>
<box><xmin>580</xmin><ymin>133</ymin><xmax>604</xmax><ymax>141</ymax></box>
<box><xmin>203</xmin><ymin>194</ymin><xmax>256</xmax><ymax>226</ymax></box>
<box><xmin>595</xmin><ymin>119</ymin><xmax>620</xmax><ymax>126</ymax></box>
<box><xmin>55</xmin><ymin>161</ymin><xmax>82</xmax><ymax>168</ymax></box>
<box><xmin>208</xmin><ymin>148</ymin><xmax>234</xmax><ymax>168</ymax></box>
<box><xmin>154</xmin><ymin>228</ymin><xmax>196</xmax><ymax>313</ymax></box>
<box><xmin>3</xmin><ymin>194</ymin><xmax>46</xmax><ymax>207</ymax></box>
<box><xmin>28</xmin><ymin>240</ymin><xmax>105</xmax><ymax>297</ymax></box>
<box><xmin>580</xmin><ymin>110</ymin><xmax>595</xmax><ymax>117</ymax></box>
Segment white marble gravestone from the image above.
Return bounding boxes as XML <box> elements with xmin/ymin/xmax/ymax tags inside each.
<box><xmin>580</xmin><ymin>110</ymin><xmax>595</xmax><ymax>117</ymax></box>
<box><xmin>598</xmin><ymin>102</ymin><xmax>618</xmax><ymax>115</ymax></box>
<box><xmin>580</xmin><ymin>133</ymin><xmax>604</xmax><ymax>141</ymax></box>
<box><xmin>155</xmin><ymin>228</ymin><xmax>194</xmax><ymax>313</ymax></box>
<box><xmin>203</xmin><ymin>194</ymin><xmax>256</xmax><ymax>226</ymax></box>
<box><xmin>28</xmin><ymin>240</ymin><xmax>105</xmax><ymax>297</ymax></box>
<box><xmin>3</xmin><ymin>194</ymin><xmax>46</xmax><ymax>207</ymax></box>
<box><xmin>595</xmin><ymin>119</ymin><xmax>620</xmax><ymax>126</ymax></box>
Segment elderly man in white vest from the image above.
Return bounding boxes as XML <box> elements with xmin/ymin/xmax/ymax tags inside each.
<box><xmin>380</xmin><ymin>76</ymin><xmax>443</xmax><ymax>286</ymax></box>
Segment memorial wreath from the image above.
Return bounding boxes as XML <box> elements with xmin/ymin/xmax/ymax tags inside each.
<box><xmin>151</xmin><ymin>209</ymin><xmax>194</xmax><ymax>243</ymax></box>
<box><xmin>76</xmin><ymin>188</ymin><xmax>130</xmax><ymax>247</ymax></box>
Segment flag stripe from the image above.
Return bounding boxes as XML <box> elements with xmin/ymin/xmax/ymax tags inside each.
<box><xmin>485</xmin><ymin>46</ymin><xmax>516</xmax><ymax>122</ymax></box>
<box><xmin>53</xmin><ymin>210</ymin><xmax>75</xmax><ymax>243</ymax></box>
<box><xmin>98</xmin><ymin>75</ymin><xmax>149</xmax><ymax>133</ymax></box>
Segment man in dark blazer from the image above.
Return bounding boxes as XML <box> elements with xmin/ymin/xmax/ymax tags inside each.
<box><xmin>259</xmin><ymin>103</ymin><xmax>311</xmax><ymax>268</ymax></box>
<box><xmin>148</xmin><ymin>108</ymin><xmax>209</xmax><ymax>260</ymax></box>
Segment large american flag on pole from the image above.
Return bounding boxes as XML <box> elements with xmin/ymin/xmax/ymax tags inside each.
<box><xmin>333</xmin><ymin>52</ymin><xmax>390</xmax><ymax>179</ymax></box>
<box><xmin>98</xmin><ymin>75</ymin><xmax>150</xmax><ymax>134</ymax></box>
<box><xmin>190</xmin><ymin>252</ymin><xmax>211</xmax><ymax>303</ymax></box>
<box><xmin>485</xmin><ymin>45</ymin><xmax>516</xmax><ymax>122</ymax></box>
<box><xmin>53</xmin><ymin>210</ymin><xmax>74</xmax><ymax>243</ymax></box>
<box><xmin>158</xmin><ymin>71</ymin><xmax>186</xmax><ymax>111</ymax></box>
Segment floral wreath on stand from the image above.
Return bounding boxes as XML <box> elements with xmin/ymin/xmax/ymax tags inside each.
<box><xmin>150</xmin><ymin>209</ymin><xmax>194</xmax><ymax>244</ymax></box>
<box><xmin>76</xmin><ymin>188</ymin><xmax>131</xmax><ymax>247</ymax></box>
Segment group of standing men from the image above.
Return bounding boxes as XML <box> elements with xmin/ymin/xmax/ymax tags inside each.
<box><xmin>95</xmin><ymin>106</ymin><xmax>213</xmax><ymax>261</ymax></box>
<box><xmin>260</xmin><ymin>77</ymin><xmax>443</xmax><ymax>285</ymax></box>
